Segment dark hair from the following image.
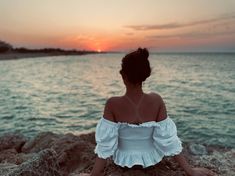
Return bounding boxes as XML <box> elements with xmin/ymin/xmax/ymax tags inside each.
<box><xmin>120</xmin><ymin>48</ymin><xmax>151</xmax><ymax>85</ymax></box>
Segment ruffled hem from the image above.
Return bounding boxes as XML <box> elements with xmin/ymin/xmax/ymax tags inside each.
<box><xmin>112</xmin><ymin>148</ymin><xmax>166</xmax><ymax>168</ymax></box>
<box><xmin>161</xmin><ymin>142</ymin><xmax>183</xmax><ymax>157</ymax></box>
<box><xmin>94</xmin><ymin>146</ymin><xmax>113</xmax><ymax>159</ymax></box>
<box><xmin>113</xmin><ymin>143</ymin><xmax>183</xmax><ymax>168</ymax></box>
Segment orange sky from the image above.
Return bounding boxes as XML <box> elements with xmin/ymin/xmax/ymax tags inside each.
<box><xmin>0</xmin><ymin>0</ymin><xmax>235</xmax><ymax>52</ymax></box>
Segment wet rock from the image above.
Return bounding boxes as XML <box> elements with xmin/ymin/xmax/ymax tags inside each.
<box><xmin>0</xmin><ymin>133</ymin><xmax>27</xmax><ymax>152</ymax></box>
<box><xmin>189</xmin><ymin>143</ymin><xmax>208</xmax><ymax>155</ymax></box>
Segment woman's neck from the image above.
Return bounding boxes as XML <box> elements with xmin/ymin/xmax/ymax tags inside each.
<box><xmin>125</xmin><ymin>84</ymin><xmax>144</xmax><ymax>97</ymax></box>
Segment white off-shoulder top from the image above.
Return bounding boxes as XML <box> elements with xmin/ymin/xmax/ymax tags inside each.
<box><xmin>94</xmin><ymin>116</ymin><xmax>182</xmax><ymax>168</ymax></box>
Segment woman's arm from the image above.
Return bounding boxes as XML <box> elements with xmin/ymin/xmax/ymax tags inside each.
<box><xmin>91</xmin><ymin>157</ymin><xmax>106</xmax><ymax>176</ymax></box>
<box><xmin>91</xmin><ymin>98</ymin><xmax>116</xmax><ymax>176</ymax></box>
<box><xmin>173</xmin><ymin>153</ymin><xmax>215</xmax><ymax>176</ymax></box>
<box><xmin>154</xmin><ymin>95</ymin><xmax>215</xmax><ymax>176</ymax></box>
<box><xmin>173</xmin><ymin>153</ymin><xmax>193</xmax><ymax>175</ymax></box>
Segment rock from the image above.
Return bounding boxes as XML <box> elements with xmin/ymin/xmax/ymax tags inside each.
<box><xmin>0</xmin><ymin>133</ymin><xmax>27</xmax><ymax>152</ymax></box>
<box><xmin>22</xmin><ymin>132</ymin><xmax>60</xmax><ymax>153</ymax></box>
<box><xmin>52</xmin><ymin>133</ymin><xmax>95</xmax><ymax>175</ymax></box>
<box><xmin>22</xmin><ymin>132</ymin><xmax>95</xmax><ymax>175</ymax></box>
<box><xmin>0</xmin><ymin>148</ymin><xmax>37</xmax><ymax>165</ymax></box>
<box><xmin>8</xmin><ymin>149</ymin><xmax>61</xmax><ymax>176</ymax></box>
<box><xmin>189</xmin><ymin>144</ymin><xmax>208</xmax><ymax>155</ymax></box>
<box><xmin>3</xmin><ymin>131</ymin><xmax>233</xmax><ymax>176</ymax></box>
<box><xmin>0</xmin><ymin>163</ymin><xmax>18</xmax><ymax>176</ymax></box>
<box><xmin>0</xmin><ymin>149</ymin><xmax>18</xmax><ymax>164</ymax></box>
<box><xmin>191</xmin><ymin>149</ymin><xmax>235</xmax><ymax>176</ymax></box>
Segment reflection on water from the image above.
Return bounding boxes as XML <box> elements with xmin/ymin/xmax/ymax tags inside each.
<box><xmin>0</xmin><ymin>53</ymin><xmax>234</xmax><ymax>147</ymax></box>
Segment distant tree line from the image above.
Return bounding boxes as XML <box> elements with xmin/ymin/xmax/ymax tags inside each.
<box><xmin>0</xmin><ymin>41</ymin><xmax>13</xmax><ymax>53</ymax></box>
<box><xmin>14</xmin><ymin>47</ymin><xmax>98</xmax><ymax>55</ymax></box>
<box><xmin>0</xmin><ymin>40</ymin><xmax>101</xmax><ymax>54</ymax></box>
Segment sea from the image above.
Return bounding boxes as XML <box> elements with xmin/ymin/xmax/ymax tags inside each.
<box><xmin>0</xmin><ymin>53</ymin><xmax>234</xmax><ymax>148</ymax></box>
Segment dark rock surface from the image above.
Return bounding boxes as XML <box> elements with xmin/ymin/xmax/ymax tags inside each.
<box><xmin>0</xmin><ymin>132</ymin><xmax>234</xmax><ymax>176</ymax></box>
<box><xmin>0</xmin><ymin>133</ymin><xmax>27</xmax><ymax>152</ymax></box>
<box><xmin>0</xmin><ymin>149</ymin><xmax>61</xmax><ymax>176</ymax></box>
<box><xmin>8</xmin><ymin>149</ymin><xmax>61</xmax><ymax>176</ymax></box>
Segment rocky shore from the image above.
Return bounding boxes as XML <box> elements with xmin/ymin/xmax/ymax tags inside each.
<box><xmin>0</xmin><ymin>132</ymin><xmax>234</xmax><ymax>176</ymax></box>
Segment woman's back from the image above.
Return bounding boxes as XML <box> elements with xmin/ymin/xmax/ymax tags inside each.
<box><xmin>105</xmin><ymin>92</ymin><xmax>167</xmax><ymax>124</ymax></box>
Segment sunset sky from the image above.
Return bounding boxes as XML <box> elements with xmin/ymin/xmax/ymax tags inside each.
<box><xmin>0</xmin><ymin>0</ymin><xmax>235</xmax><ymax>52</ymax></box>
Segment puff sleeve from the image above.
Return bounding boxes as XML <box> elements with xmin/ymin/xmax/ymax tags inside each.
<box><xmin>94</xmin><ymin>117</ymin><xmax>119</xmax><ymax>159</ymax></box>
<box><xmin>153</xmin><ymin>117</ymin><xmax>183</xmax><ymax>156</ymax></box>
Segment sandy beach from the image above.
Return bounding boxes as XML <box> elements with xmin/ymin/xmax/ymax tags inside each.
<box><xmin>0</xmin><ymin>132</ymin><xmax>234</xmax><ymax>176</ymax></box>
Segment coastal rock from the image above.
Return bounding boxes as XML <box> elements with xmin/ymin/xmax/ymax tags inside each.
<box><xmin>22</xmin><ymin>132</ymin><xmax>60</xmax><ymax>153</ymax></box>
<box><xmin>188</xmin><ymin>143</ymin><xmax>208</xmax><ymax>155</ymax></box>
<box><xmin>1</xmin><ymin>131</ymin><xmax>233</xmax><ymax>176</ymax></box>
<box><xmin>8</xmin><ymin>149</ymin><xmax>61</xmax><ymax>176</ymax></box>
<box><xmin>0</xmin><ymin>133</ymin><xmax>27</xmax><ymax>152</ymax></box>
<box><xmin>0</xmin><ymin>148</ymin><xmax>37</xmax><ymax>165</ymax></box>
<box><xmin>0</xmin><ymin>163</ymin><xmax>18</xmax><ymax>176</ymax></box>
<box><xmin>51</xmin><ymin>133</ymin><xmax>95</xmax><ymax>174</ymax></box>
<box><xmin>191</xmin><ymin>149</ymin><xmax>235</xmax><ymax>176</ymax></box>
<box><xmin>0</xmin><ymin>149</ymin><xmax>18</xmax><ymax>164</ymax></box>
<box><xmin>22</xmin><ymin>132</ymin><xmax>95</xmax><ymax>175</ymax></box>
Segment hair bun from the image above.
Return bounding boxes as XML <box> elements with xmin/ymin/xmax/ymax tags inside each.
<box><xmin>137</xmin><ymin>48</ymin><xmax>149</xmax><ymax>60</ymax></box>
<box><xmin>121</xmin><ymin>47</ymin><xmax>151</xmax><ymax>84</ymax></box>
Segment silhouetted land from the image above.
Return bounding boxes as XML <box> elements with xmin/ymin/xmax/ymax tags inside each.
<box><xmin>0</xmin><ymin>40</ymin><xmax>105</xmax><ymax>60</ymax></box>
<box><xmin>0</xmin><ymin>49</ymin><xmax>104</xmax><ymax>61</ymax></box>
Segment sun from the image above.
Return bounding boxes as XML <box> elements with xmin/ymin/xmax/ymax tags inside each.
<box><xmin>97</xmin><ymin>49</ymin><xmax>101</xmax><ymax>52</ymax></box>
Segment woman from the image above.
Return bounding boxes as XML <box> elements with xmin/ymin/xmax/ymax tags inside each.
<box><xmin>81</xmin><ymin>48</ymin><xmax>214</xmax><ymax>176</ymax></box>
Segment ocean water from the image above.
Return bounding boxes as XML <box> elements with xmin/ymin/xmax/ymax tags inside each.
<box><xmin>0</xmin><ymin>53</ymin><xmax>234</xmax><ymax>147</ymax></box>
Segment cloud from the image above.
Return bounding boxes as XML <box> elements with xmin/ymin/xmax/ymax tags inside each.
<box><xmin>125</xmin><ymin>32</ymin><xmax>134</xmax><ymax>36</ymax></box>
<box><xmin>125</xmin><ymin>14</ymin><xmax>235</xmax><ymax>31</ymax></box>
<box><xmin>148</xmin><ymin>30</ymin><xmax>235</xmax><ymax>40</ymax></box>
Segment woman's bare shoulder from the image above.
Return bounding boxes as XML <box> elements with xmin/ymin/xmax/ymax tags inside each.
<box><xmin>107</xmin><ymin>93</ymin><xmax>164</xmax><ymax>106</ymax></box>
<box><xmin>148</xmin><ymin>92</ymin><xmax>164</xmax><ymax>101</ymax></box>
<box><xmin>105</xmin><ymin>96</ymin><xmax>124</xmax><ymax>109</ymax></box>
<box><xmin>103</xmin><ymin>96</ymin><xmax>124</xmax><ymax>122</ymax></box>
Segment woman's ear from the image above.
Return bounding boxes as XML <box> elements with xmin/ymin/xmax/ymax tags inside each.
<box><xmin>120</xmin><ymin>72</ymin><xmax>126</xmax><ymax>80</ymax></box>
<box><xmin>120</xmin><ymin>72</ymin><xmax>128</xmax><ymax>85</ymax></box>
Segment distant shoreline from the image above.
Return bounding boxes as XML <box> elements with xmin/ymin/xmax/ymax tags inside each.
<box><xmin>1</xmin><ymin>51</ymin><xmax>234</xmax><ymax>61</ymax></box>
<box><xmin>0</xmin><ymin>51</ymin><xmax>104</xmax><ymax>61</ymax></box>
